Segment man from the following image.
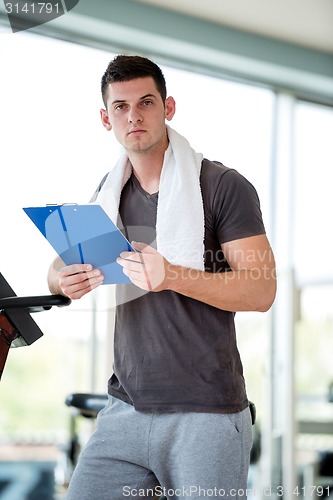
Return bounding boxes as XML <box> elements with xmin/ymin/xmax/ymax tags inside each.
<box><xmin>48</xmin><ymin>55</ymin><xmax>276</xmax><ymax>499</ymax></box>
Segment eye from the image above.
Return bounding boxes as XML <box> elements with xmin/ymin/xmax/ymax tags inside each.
<box><xmin>115</xmin><ymin>103</ymin><xmax>127</xmax><ymax>111</ymax></box>
<box><xmin>141</xmin><ymin>100</ymin><xmax>153</xmax><ymax>106</ymax></box>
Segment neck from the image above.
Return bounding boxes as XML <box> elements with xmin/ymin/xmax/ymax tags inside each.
<box><xmin>128</xmin><ymin>143</ymin><xmax>168</xmax><ymax>195</ymax></box>
<box><xmin>130</xmin><ymin>155</ymin><xmax>162</xmax><ymax>195</ymax></box>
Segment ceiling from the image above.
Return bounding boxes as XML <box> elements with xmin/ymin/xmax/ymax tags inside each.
<box><xmin>134</xmin><ymin>0</ymin><xmax>333</xmax><ymax>54</ymax></box>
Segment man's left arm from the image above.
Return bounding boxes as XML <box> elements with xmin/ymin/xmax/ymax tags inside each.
<box><xmin>117</xmin><ymin>234</ymin><xmax>276</xmax><ymax>313</ymax></box>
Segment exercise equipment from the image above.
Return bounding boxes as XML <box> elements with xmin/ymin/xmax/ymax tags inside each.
<box><xmin>0</xmin><ymin>272</ymin><xmax>71</xmax><ymax>380</ymax></box>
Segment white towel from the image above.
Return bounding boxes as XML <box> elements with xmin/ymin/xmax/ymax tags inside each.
<box><xmin>93</xmin><ymin>125</ymin><xmax>205</xmax><ymax>270</ymax></box>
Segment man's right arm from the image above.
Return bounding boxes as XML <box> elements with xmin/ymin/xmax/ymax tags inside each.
<box><xmin>48</xmin><ymin>257</ymin><xmax>104</xmax><ymax>299</ymax></box>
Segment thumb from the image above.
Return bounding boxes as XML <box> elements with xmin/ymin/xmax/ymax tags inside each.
<box><xmin>131</xmin><ymin>241</ymin><xmax>157</xmax><ymax>254</ymax></box>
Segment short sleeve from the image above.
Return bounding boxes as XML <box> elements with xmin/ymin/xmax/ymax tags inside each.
<box><xmin>201</xmin><ymin>160</ymin><xmax>266</xmax><ymax>245</ymax></box>
<box><xmin>213</xmin><ymin>168</ymin><xmax>266</xmax><ymax>244</ymax></box>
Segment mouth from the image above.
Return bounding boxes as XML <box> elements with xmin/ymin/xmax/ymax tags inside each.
<box><xmin>128</xmin><ymin>128</ymin><xmax>146</xmax><ymax>136</ymax></box>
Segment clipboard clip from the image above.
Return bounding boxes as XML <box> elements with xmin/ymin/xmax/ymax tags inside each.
<box><xmin>46</xmin><ymin>203</ymin><xmax>78</xmax><ymax>206</ymax></box>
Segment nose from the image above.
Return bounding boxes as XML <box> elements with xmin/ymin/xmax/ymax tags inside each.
<box><xmin>128</xmin><ymin>107</ymin><xmax>143</xmax><ymax>124</ymax></box>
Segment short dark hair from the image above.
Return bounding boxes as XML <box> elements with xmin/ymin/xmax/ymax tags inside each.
<box><xmin>101</xmin><ymin>55</ymin><xmax>167</xmax><ymax>106</ymax></box>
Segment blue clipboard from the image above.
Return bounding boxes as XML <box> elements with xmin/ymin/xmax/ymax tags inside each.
<box><xmin>23</xmin><ymin>204</ymin><xmax>134</xmax><ymax>284</ymax></box>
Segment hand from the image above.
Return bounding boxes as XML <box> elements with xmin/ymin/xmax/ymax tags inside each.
<box><xmin>55</xmin><ymin>263</ymin><xmax>104</xmax><ymax>300</ymax></box>
<box><xmin>117</xmin><ymin>242</ymin><xmax>169</xmax><ymax>292</ymax></box>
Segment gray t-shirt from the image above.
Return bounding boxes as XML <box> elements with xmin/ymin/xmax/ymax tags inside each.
<box><xmin>95</xmin><ymin>159</ymin><xmax>265</xmax><ymax>413</ymax></box>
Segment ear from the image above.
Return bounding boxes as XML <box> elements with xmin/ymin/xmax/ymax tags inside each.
<box><xmin>165</xmin><ymin>96</ymin><xmax>176</xmax><ymax>122</ymax></box>
<box><xmin>100</xmin><ymin>108</ymin><xmax>112</xmax><ymax>131</ymax></box>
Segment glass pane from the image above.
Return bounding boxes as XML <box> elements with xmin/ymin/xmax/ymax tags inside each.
<box><xmin>295</xmin><ymin>285</ymin><xmax>333</xmax><ymax>452</ymax></box>
<box><xmin>293</xmin><ymin>101</ymin><xmax>333</xmax><ymax>453</ymax></box>
<box><xmin>293</xmin><ymin>102</ymin><xmax>333</xmax><ymax>285</ymax></box>
<box><xmin>164</xmin><ymin>67</ymin><xmax>274</xmax><ymax>232</ymax></box>
<box><xmin>296</xmin><ymin>285</ymin><xmax>333</xmax><ymax>409</ymax></box>
<box><xmin>0</xmin><ymin>32</ymin><xmax>117</xmax><ymax>492</ymax></box>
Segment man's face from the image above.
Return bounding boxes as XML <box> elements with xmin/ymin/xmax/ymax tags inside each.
<box><xmin>100</xmin><ymin>77</ymin><xmax>175</xmax><ymax>155</ymax></box>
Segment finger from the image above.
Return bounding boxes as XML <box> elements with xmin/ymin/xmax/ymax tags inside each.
<box><xmin>70</xmin><ymin>274</ymin><xmax>104</xmax><ymax>291</ymax></box>
<box><xmin>119</xmin><ymin>255</ymin><xmax>151</xmax><ymax>290</ymax></box>
<box><xmin>122</xmin><ymin>267</ymin><xmax>151</xmax><ymax>291</ymax></box>
<box><xmin>59</xmin><ymin>263</ymin><xmax>103</xmax><ymax>289</ymax></box>
<box><xmin>61</xmin><ymin>272</ymin><xmax>104</xmax><ymax>299</ymax></box>
<box><xmin>118</xmin><ymin>252</ymin><xmax>143</xmax><ymax>263</ymax></box>
<box><xmin>118</xmin><ymin>260</ymin><xmax>143</xmax><ymax>274</ymax></box>
<box><xmin>59</xmin><ymin>263</ymin><xmax>94</xmax><ymax>275</ymax></box>
<box><xmin>60</xmin><ymin>267</ymin><xmax>101</xmax><ymax>285</ymax></box>
<box><xmin>131</xmin><ymin>241</ymin><xmax>157</xmax><ymax>254</ymax></box>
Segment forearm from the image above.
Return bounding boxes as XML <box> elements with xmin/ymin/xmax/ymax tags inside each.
<box><xmin>117</xmin><ymin>237</ymin><xmax>277</xmax><ymax>311</ymax></box>
<box><xmin>165</xmin><ymin>265</ymin><xmax>276</xmax><ymax>312</ymax></box>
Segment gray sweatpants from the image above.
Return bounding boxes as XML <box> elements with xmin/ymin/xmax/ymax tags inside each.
<box><xmin>66</xmin><ymin>396</ymin><xmax>252</xmax><ymax>500</ymax></box>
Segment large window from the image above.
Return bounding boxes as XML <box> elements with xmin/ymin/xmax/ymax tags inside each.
<box><xmin>0</xmin><ymin>35</ymin><xmax>119</xmax><ymax>487</ymax></box>
<box><xmin>293</xmin><ymin>101</ymin><xmax>333</xmax><ymax>286</ymax></box>
<box><xmin>293</xmin><ymin>102</ymin><xmax>333</xmax><ymax>450</ymax></box>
